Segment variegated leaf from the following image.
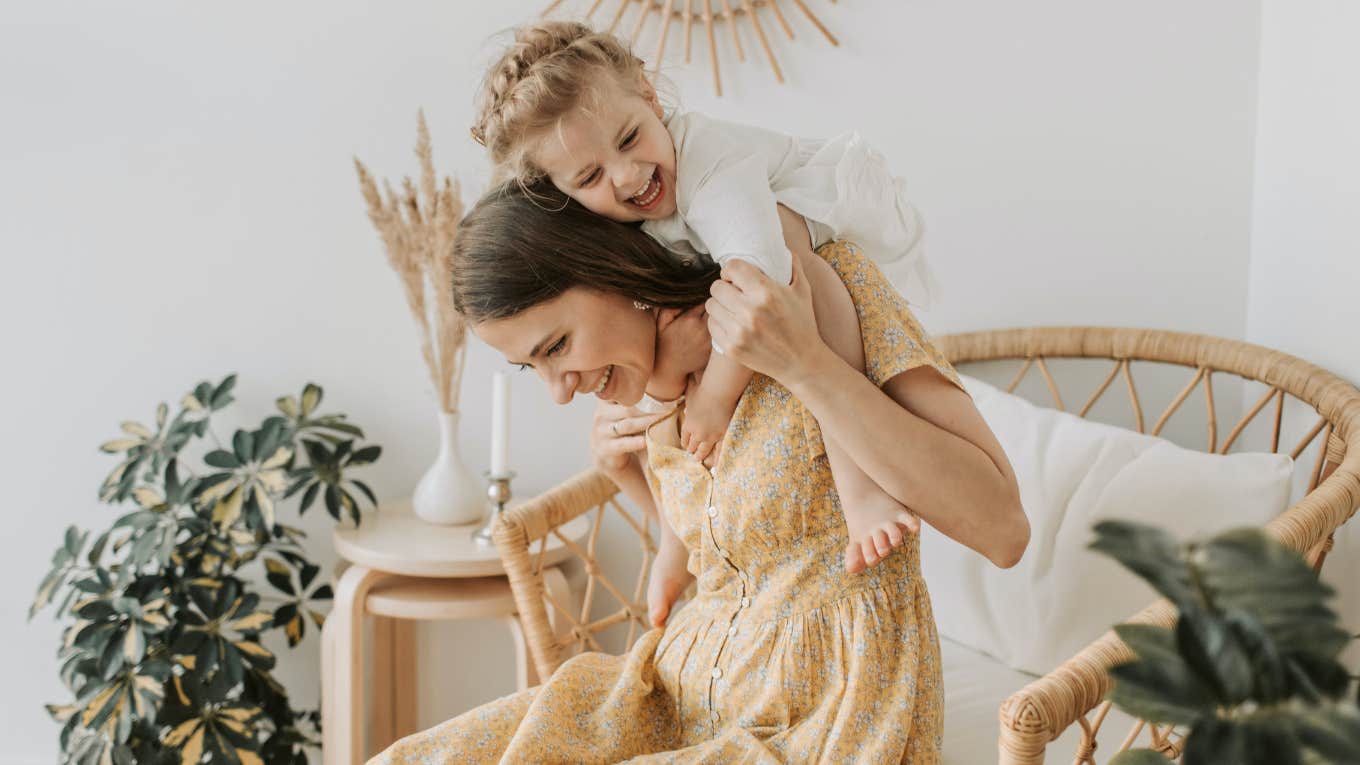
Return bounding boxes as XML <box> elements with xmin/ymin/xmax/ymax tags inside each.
<box><xmin>255</xmin><ymin>486</ymin><xmax>276</xmax><ymax>530</ymax></box>
<box><xmin>228</xmin><ymin>611</ymin><xmax>272</xmax><ymax>633</ymax></box>
<box><xmin>120</xmin><ymin>421</ymin><xmax>153</xmax><ymax>439</ymax></box>
<box><xmin>260</xmin><ymin>446</ymin><xmax>291</xmax><ymax>470</ymax></box>
<box><xmin>276</xmin><ymin>395</ymin><xmax>299</xmax><ymax>418</ymax></box>
<box><xmin>212</xmin><ymin>487</ymin><xmax>244</xmax><ymax>529</ymax></box>
<box><xmin>99</xmin><ymin>439</ymin><xmax>142</xmax><ymax>453</ymax></box>
<box><xmin>181</xmin><ymin>394</ymin><xmax>202</xmax><ymax>412</ymax></box>
<box><xmin>156</xmin><ymin>402</ymin><xmax>168</xmax><ymax>426</ymax></box>
<box><xmin>300</xmin><ymin>384</ymin><xmax>321</xmax><ymax>416</ymax></box>
<box><xmin>198</xmin><ymin>478</ymin><xmax>236</xmax><ymax>506</ymax></box>
<box><xmin>132</xmin><ymin>487</ymin><xmax>164</xmax><ymax>510</ymax></box>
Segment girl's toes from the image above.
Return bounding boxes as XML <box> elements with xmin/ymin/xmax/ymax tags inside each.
<box><xmin>872</xmin><ymin>529</ymin><xmax>892</xmax><ymax>558</ymax></box>
<box><xmin>885</xmin><ymin>523</ymin><xmax>904</xmax><ymax>547</ymax></box>
<box><xmin>861</xmin><ymin>539</ymin><xmax>882</xmax><ymax>568</ymax></box>
<box><xmin>897</xmin><ymin>510</ymin><xmax>921</xmax><ymax>534</ymax></box>
<box><xmin>845</xmin><ymin>544</ymin><xmax>867</xmax><ymax>573</ymax></box>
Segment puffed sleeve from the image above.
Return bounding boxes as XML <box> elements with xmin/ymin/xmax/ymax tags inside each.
<box><xmin>669</xmin><ymin>113</ymin><xmax>793</xmax><ymax>286</ymax></box>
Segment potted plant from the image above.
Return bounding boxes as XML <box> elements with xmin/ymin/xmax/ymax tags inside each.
<box><xmin>31</xmin><ymin>375</ymin><xmax>381</xmax><ymax>764</ymax></box>
<box><xmin>1092</xmin><ymin>520</ymin><xmax>1360</xmax><ymax>764</ymax></box>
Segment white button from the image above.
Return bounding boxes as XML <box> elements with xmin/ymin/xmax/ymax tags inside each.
<box><xmin>707</xmin><ymin>505</ymin><xmax>718</xmax><ymax>518</ymax></box>
<box><xmin>709</xmin><ymin>466</ymin><xmax>718</xmax><ymax>477</ymax></box>
<box><xmin>714</xmin><ymin>546</ymin><xmax>725</xmax><ymax>557</ymax></box>
<box><xmin>711</xmin><ymin>667</ymin><xmax>722</xmax><ymax>679</ymax></box>
<box><xmin>710</xmin><ymin>712</ymin><xmax>720</xmax><ymax>723</ymax></box>
<box><xmin>728</xmin><ymin>626</ymin><xmax>737</xmax><ymax>637</ymax></box>
<box><xmin>741</xmin><ymin>597</ymin><xmax>750</xmax><ymax>608</ymax></box>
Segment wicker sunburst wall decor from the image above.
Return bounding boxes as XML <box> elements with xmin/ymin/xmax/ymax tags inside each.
<box><xmin>541</xmin><ymin>0</ymin><xmax>840</xmax><ymax>96</ymax></box>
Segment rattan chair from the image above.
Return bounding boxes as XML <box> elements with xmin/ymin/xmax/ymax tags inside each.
<box><xmin>491</xmin><ymin>326</ymin><xmax>1360</xmax><ymax>764</ymax></box>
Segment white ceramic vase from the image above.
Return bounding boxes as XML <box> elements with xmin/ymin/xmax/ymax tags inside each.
<box><xmin>412</xmin><ymin>411</ymin><xmax>484</xmax><ymax>525</ymax></box>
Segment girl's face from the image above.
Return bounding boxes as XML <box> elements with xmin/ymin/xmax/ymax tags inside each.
<box><xmin>473</xmin><ymin>287</ymin><xmax>658</xmax><ymax>407</ymax></box>
<box><xmin>531</xmin><ymin>74</ymin><xmax>679</xmax><ymax>224</ymax></box>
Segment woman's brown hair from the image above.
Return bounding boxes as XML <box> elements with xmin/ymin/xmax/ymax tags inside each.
<box><xmin>452</xmin><ymin>182</ymin><xmax>720</xmax><ymax>324</ymax></box>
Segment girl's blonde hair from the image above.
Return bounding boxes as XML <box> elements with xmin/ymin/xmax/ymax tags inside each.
<box><xmin>471</xmin><ymin>21</ymin><xmax>649</xmax><ymax>184</ymax></box>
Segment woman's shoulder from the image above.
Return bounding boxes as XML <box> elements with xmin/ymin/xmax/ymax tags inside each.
<box><xmin>816</xmin><ymin>241</ymin><xmax>963</xmax><ymax>391</ymax></box>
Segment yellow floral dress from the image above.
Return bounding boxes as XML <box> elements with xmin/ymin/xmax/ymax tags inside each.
<box><xmin>372</xmin><ymin>242</ymin><xmax>961</xmax><ymax>764</ymax></box>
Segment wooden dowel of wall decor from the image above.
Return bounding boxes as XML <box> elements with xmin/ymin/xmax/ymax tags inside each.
<box><xmin>742</xmin><ymin>0</ymin><xmax>784</xmax><ymax>82</ymax></box>
<box><xmin>586</xmin><ymin>0</ymin><xmax>607</xmax><ymax>18</ymax></box>
<box><xmin>720</xmin><ymin>0</ymin><xmax>746</xmax><ymax>61</ymax></box>
<box><xmin>703</xmin><ymin>2</ymin><xmax>721</xmax><ymax>95</ymax></box>
<box><xmin>541</xmin><ymin>0</ymin><xmax>567</xmax><ymax>16</ymax></box>
<box><xmin>790</xmin><ymin>0</ymin><xmax>839</xmax><ymax>45</ymax></box>
<box><xmin>653</xmin><ymin>0</ymin><xmax>676</xmax><ymax>68</ymax></box>
<box><xmin>608</xmin><ymin>0</ymin><xmax>630</xmax><ymax>34</ymax></box>
<box><xmin>768</xmin><ymin>0</ymin><xmax>795</xmax><ymax>38</ymax></box>
<box><xmin>631</xmin><ymin>0</ymin><xmax>654</xmax><ymax>44</ymax></box>
<box><xmin>684</xmin><ymin>0</ymin><xmax>694</xmax><ymax>61</ymax></box>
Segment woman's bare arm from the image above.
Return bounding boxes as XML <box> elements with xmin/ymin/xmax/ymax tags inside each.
<box><xmin>706</xmin><ymin>237</ymin><xmax>1029</xmax><ymax>568</ymax></box>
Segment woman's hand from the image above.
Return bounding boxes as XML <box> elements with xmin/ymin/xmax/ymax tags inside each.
<box><xmin>590</xmin><ymin>401</ymin><xmax>662</xmax><ymax>480</ymax></box>
<box><xmin>705</xmin><ymin>255</ymin><xmax>829</xmax><ymax>385</ymax></box>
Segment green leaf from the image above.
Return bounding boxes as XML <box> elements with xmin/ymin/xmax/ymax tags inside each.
<box><xmin>1108</xmin><ymin>625</ymin><xmax>1217</xmax><ymax>725</ymax></box>
<box><xmin>349</xmin><ymin>445</ymin><xmax>381</xmax><ymax>466</ymax></box>
<box><xmin>1182</xmin><ymin>716</ymin><xmax>1247</xmax><ymax>764</ymax></box>
<box><xmin>1174</xmin><ymin>603</ymin><xmax>1255</xmax><ymax>704</ymax></box>
<box><xmin>232</xmin><ymin>430</ymin><xmax>254</xmax><ymax>463</ymax></box>
<box><xmin>210</xmin><ymin>374</ymin><xmax>237</xmax><ymax>409</ymax></box>
<box><xmin>351</xmin><ymin>479</ymin><xmax>377</xmax><ymax>507</ymax></box>
<box><xmin>1089</xmin><ymin>520</ymin><xmax>1194</xmax><ymax>610</ymax></box>
<box><xmin>204</xmin><ymin>450</ymin><xmax>240</xmax><ymax>469</ymax></box>
<box><xmin>1294</xmin><ymin>703</ymin><xmax>1360</xmax><ymax>762</ymax></box>
<box><xmin>298</xmin><ymin>482</ymin><xmax>320</xmax><ymax>515</ymax></box>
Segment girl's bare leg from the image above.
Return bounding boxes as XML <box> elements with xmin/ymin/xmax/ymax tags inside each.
<box><xmin>777</xmin><ymin>207</ymin><xmax>919</xmax><ymax>573</ymax></box>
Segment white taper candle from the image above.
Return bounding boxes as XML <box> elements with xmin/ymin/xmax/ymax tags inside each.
<box><xmin>490</xmin><ymin>371</ymin><xmax>511</xmax><ymax>476</ymax></box>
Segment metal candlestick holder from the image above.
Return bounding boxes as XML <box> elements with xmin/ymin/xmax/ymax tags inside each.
<box><xmin>472</xmin><ymin>471</ymin><xmax>515</xmax><ymax>546</ymax></box>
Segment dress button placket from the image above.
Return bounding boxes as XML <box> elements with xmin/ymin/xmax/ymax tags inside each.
<box><xmin>703</xmin><ymin>464</ymin><xmax>739</xmax><ymax>730</ymax></box>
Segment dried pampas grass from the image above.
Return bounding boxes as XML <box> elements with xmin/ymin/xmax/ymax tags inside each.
<box><xmin>355</xmin><ymin>112</ymin><xmax>468</xmax><ymax>413</ymax></box>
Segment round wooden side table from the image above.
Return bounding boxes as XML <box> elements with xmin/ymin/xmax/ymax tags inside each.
<box><xmin>320</xmin><ymin>500</ymin><xmax>588</xmax><ymax>765</ymax></box>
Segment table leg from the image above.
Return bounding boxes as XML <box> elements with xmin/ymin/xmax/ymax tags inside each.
<box><xmin>324</xmin><ymin>565</ymin><xmax>389</xmax><ymax>765</ymax></box>
<box><xmin>370</xmin><ymin>616</ymin><xmax>419</xmax><ymax>753</ymax></box>
<box><xmin>505</xmin><ymin>614</ymin><xmax>538</xmax><ymax>691</ymax></box>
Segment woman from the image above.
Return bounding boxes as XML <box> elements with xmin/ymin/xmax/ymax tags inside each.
<box><xmin>373</xmin><ymin>183</ymin><xmax>1029</xmax><ymax>764</ymax></box>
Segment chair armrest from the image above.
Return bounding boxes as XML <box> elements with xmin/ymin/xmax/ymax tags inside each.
<box><xmin>997</xmin><ymin>600</ymin><xmax>1177</xmax><ymax>764</ymax></box>
<box><xmin>491</xmin><ymin>469</ymin><xmax>621</xmax><ymax>680</ymax></box>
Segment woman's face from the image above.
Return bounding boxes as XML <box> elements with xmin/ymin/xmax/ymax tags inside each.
<box><xmin>474</xmin><ymin>287</ymin><xmax>657</xmax><ymax>407</ymax></box>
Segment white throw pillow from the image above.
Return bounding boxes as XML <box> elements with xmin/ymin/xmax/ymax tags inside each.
<box><xmin>919</xmin><ymin>374</ymin><xmax>1295</xmax><ymax>676</ymax></box>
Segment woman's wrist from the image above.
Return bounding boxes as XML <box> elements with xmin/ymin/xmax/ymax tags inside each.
<box><xmin>780</xmin><ymin>340</ymin><xmax>840</xmax><ymax>393</ymax></box>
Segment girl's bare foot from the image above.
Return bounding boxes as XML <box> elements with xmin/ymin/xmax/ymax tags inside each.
<box><xmin>647</xmin><ymin>536</ymin><xmax>694</xmax><ymax>627</ymax></box>
<box><xmin>843</xmin><ymin>495</ymin><xmax>920</xmax><ymax>573</ymax></box>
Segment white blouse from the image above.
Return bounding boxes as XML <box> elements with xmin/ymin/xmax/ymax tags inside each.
<box><xmin>640</xmin><ymin>111</ymin><xmax>935</xmax><ymax>305</ymax></box>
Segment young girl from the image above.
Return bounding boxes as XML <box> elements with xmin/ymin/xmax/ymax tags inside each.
<box><xmin>470</xmin><ymin>21</ymin><xmax>933</xmax><ymax>593</ymax></box>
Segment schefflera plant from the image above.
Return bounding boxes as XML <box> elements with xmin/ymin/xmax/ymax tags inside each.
<box><xmin>31</xmin><ymin>375</ymin><xmax>381</xmax><ymax>765</ymax></box>
<box><xmin>1092</xmin><ymin>521</ymin><xmax>1360</xmax><ymax>765</ymax></box>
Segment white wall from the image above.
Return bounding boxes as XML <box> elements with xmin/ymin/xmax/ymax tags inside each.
<box><xmin>1</xmin><ymin>1</ymin><xmax>1263</xmax><ymax>761</ymax></box>
<box><xmin>1247</xmin><ymin>0</ymin><xmax>1360</xmax><ymax>662</ymax></box>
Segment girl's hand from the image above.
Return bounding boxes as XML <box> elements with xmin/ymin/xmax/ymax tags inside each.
<box><xmin>590</xmin><ymin>401</ymin><xmax>663</xmax><ymax>480</ymax></box>
<box><xmin>705</xmin><ymin>255</ymin><xmax>827</xmax><ymax>385</ymax></box>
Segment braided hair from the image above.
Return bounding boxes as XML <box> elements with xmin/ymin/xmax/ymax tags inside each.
<box><xmin>472</xmin><ymin>21</ymin><xmax>648</xmax><ymax>185</ymax></box>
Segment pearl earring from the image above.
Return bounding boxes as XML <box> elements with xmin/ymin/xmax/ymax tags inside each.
<box><xmin>633</xmin><ymin>300</ymin><xmax>652</xmax><ymax>311</ymax></box>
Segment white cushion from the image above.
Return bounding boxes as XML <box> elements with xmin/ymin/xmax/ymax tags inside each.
<box><xmin>921</xmin><ymin>374</ymin><xmax>1294</xmax><ymax>676</ymax></box>
<box><xmin>941</xmin><ymin>635</ymin><xmax>1150</xmax><ymax>762</ymax></box>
